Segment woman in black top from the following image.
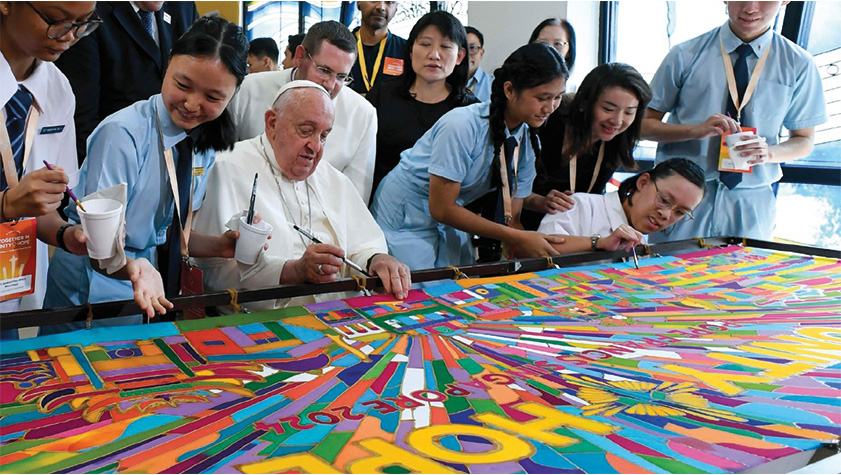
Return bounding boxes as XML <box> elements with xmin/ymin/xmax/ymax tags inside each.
<box><xmin>521</xmin><ymin>62</ymin><xmax>652</xmax><ymax>230</ymax></box>
<box><xmin>366</xmin><ymin>10</ymin><xmax>477</xmax><ymax>201</ymax></box>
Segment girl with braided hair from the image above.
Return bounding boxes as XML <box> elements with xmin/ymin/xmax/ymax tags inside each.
<box><xmin>371</xmin><ymin>43</ymin><xmax>568</xmax><ymax>271</ymax></box>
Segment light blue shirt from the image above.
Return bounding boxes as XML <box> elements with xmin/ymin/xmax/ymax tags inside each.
<box><xmin>648</xmin><ymin>22</ymin><xmax>827</xmax><ymax>188</ymax></box>
<box><xmin>389</xmin><ymin>101</ymin><xmax>535</xmax><ymax>207</ymax></box>
<box><xmin>45</xmin><ymin>94</ymin><xmax>215</xmax><ymax>307</ymax></box>
<box><xmin>468</xmin><ymin>66</ymin><xmax>493</xmax><ymax>103</ymax></box>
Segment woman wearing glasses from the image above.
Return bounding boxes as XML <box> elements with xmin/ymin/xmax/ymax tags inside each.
<box><xmin>0</xmin><ymin>2</ymin><xmax>100</xmax><ymax>332</ymax></box>
<box><xmin>366</xmin><ymin>10</ymin><xmax>477</xmax><ymax>201</ymax></box>
<box><xmin>43</xmin><ymin>16</ymin><xmax>249</xmax><ymax>332</ymax></box>
<box><xmin>538</xmin><ymin>158</ymin><xmax>706</xmax><ymax>253</ymax></box>
<box><xmin>529</xmin><ymin>18</ymin><xmax>576</xmax><ymax>80</ymax></box>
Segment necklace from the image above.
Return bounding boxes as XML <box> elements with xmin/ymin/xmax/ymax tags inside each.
<box><xmin>259</xmin><ymin>136</ymin><xmax>312</xmax><ymax>247</ymax></box>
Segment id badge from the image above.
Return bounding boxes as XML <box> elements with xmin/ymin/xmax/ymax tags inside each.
<box><xmin>0</xmin><ymin>218</ymin><xmax>37</xmax><ymax>301</ymax></box>
<box><xmin>718</xmin><ymin>126</ymin><xmax>757</xmax><ymax>174</ymax></box>
<box><xmin>383</xmin><ymin>57</ymin><xmax>403</xmax><ymax>76</ymax></box>
<box><xmin>180</xmin><ymin>260</ymin><xmax>205</xmax><ymax>320</ymax></box>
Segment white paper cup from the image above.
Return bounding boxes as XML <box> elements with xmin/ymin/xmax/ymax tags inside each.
<box><xmin>725</xmin><ymin>134</ymin><xmax>766</xmax><ymax>170</ymax></box>
<box><xmin>235</xmin><ymin>216</ymin><xmax>272</xmax><ymax>265</ymax></box>
<box><xmin>79</xmin><ymin>198</ymin><xmax>123</xmax><ymax>259</ymax></box>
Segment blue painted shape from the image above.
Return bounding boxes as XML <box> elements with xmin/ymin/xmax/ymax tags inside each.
<box><xmin>734</xmin><ymin>403</ymin><xmax>833</xmax><ymax>424</ymax></box>
<box><xmin>0</xmin><ymin>430</ymin><xmax>24</xmax><ymax>442</ymax></box>
<box><xmin>237</xmin><ymin>323</ymin><xmax>268</xmax><ymax>334</ymax></box>
<box><xmin>283</xmin><ymin>324</ymin><xmax>326</xmax><ymax>343</ymax></box>
<box><xmin>424</xmin><ymin>361</ymin><xmax>438</xmax><ymax>391</ymax></box>
<box><xmin>232</xmin><ymin>394</ymin><xmax>286</xmax><ymax>423</ymax></box>
<box><xmin>567</xmin><ymin>428</ymin><xmax>673</xmax><ymax>473</ymax></box>
<box><xmin>120</xmin><ymin>415</ymin><xmax>182</xmax><ymax>439</ymax></box>
<box><xmin>69</xmin><ymin>345</ymin><xmax>103</xmax><ymax>390</ymax></box>
<box><xmin>283</xmin><ymin>423</ymin><xmax>333</xmax><ymax>445</ymax></box>
<box><xmin>424</xmin><ymin>281</ymin><xmax>465</xmax><ymax>297</ymax></box>
<box><xmin>763</xmin><ymin>436</ymin><xmax>822</xmax><ymax>450</ymax></box>
<box><xmin>316</xmin><ymin>382</ymin><xmax>348</xmax><ymax>404</ymax></box>
<box><xmin>563</xmin><ymin>452</ymin><xmax>618</xmax><ymax>474</ymax></box>
<box><xmin>440</xmin><ymin>434</ymin><xmax>461</xmax><ymax>452</ymax></box>
<box><xmin>1</xmin><ymin>323</ymin><xmax>180</xmax><ymax>354</ymax></box>
<box><xmin>532</xmin><ymin>443</ymin><xmax>578</xmax><ymax>470</ymax></box>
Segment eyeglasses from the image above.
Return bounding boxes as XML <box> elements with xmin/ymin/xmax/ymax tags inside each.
<box><xmin>305</xmin><ymin>49</ymin><xmax>353</xmax><ymax>86</ymax></box>
<box><xmin>537</xmin><ymin>39</ymin><xmax>569</xmax><ymax>51</ymax></box>
<box><xmin>26</xmin><ymin>2</ymin><xmax>102</xmax><ymax>40</ymax></box>
<box><xmin>653</xmin><ymin>181</ymin><xmax>695</xmax><ymax>220</ymax></box>
<box><xmin>468</xmin><ymin>44</ymin><xmax>483</xmax><ymax>54</ymax></box>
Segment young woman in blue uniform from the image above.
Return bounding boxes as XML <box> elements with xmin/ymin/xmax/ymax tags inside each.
<box><xmin>370</xmin><ymin>43</ymin><xmax>568</xmax><ymax>270</ymax></box>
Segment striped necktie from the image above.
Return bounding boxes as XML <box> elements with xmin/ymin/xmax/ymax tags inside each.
<box><xmin>1</xmin><ymin>85</ymin><xmax>34</xmax><ymax>190</ymax></box>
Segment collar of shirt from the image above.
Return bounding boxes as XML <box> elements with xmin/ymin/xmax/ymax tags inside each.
<box><xmin>505</xmin><ymin>119</ymin><xmax>528</xmax><ymax>146</ymax></box>
<box><xmin>720</xmin><ymin>20</ymin><xmax>774</xmax><ymax>56</ymax></box>
<box><xmin>258</xmin><ymin>133</ymin><xmax>294</xmax><ymax>181</ymax></box>
<box><xmin>153</xmin><ymin>94</ymin><xmax>188</xmax><ymax>150</ymax></box>
<box><xmin>603</xmin><ymin>191</ymin><xmax>630</xmax><ymax>232</ymax></box>
<box><xmin>0</xmin><ymin>54</ymin><xmax>50</xmax><ymax>113</ymax></box>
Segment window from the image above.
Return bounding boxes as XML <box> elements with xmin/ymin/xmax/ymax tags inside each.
<box><xmin>243</xmin><ymin>1</ymin><xmax>355</xmax><ymax>55</ymax></box>
<box><xmin>344</xmin><ymin>2</ymin><xmax>432</xmax><ymax>40</ymax></box>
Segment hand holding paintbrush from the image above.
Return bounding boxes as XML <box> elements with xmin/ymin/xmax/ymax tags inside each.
<box><xmin>42</xmin><ymin>160</ymin><xmax>86</xmax><ymax>212</ymax></box>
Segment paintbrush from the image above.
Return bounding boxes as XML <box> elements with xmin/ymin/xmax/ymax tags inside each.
<box><xmin>631</xmin><ymin>245</ymin><xmax>639</xmax><ymax>269</ymax></box>
<box><xmin>293</xmin><ymin>224</ymin><xmax>371</xmax><ymax>276</ymax></box>
<box><xmin>42</xmin><ymin>160</ymin><xmax>86</xmax><ymax>212</ymax></box>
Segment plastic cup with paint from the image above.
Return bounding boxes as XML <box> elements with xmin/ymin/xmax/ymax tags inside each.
<box><xmin>235</xmin><ymin>216</ymin><xmax>272</xmax><ymax>265</ymax></box>
<box><xmin>78</xmin><ymin>198</ymin><xmax>123</xmax><ymax>259</ymax></box>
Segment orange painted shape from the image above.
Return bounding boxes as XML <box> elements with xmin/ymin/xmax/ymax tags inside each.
<box><xmin>664</xmin><ymin>423</ymin><xmax>783</xmax><ymax>449</ymax></box>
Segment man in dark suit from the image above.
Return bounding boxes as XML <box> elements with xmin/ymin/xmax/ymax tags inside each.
<box><xmin>55</xmin><ymin>1</ymin><xmax>198</xmax><ymax>165</ymax></box>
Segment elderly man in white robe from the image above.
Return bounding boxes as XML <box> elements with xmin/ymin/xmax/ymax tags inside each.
<box><xmin>193</xmin><ymin>80</ymin><xmax>410</xmax><ymax>310</ymax></box>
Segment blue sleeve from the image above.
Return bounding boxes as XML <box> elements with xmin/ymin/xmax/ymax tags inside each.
<box><xmin>783</xmin><ymin>57</ymin><xmax>828</xmax><ymax>131</ymax></box>
<box><xmin>427</xmin><ymin>109</ymin><xmax>482</xmax><ymax>183</ymax></box>
<box><xmin>191</xmin><ymin>149</ymin><xmax>215</xmax><ymax>211</ymax></box>
<box><xmin>648</xmin><ymin>46</ymin><xmax>686</xmax><ymax>114</ymax></box>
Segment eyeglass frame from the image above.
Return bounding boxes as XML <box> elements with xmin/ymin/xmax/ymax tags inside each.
<box><xmin>536</xmin><ymin>39</ymin><xmax>569</xmax><ymax>51</ymax></box>
<box><xmin>652</xmin><ymin>181</ymin><xmax>695</xmax><ymax>221</ymax></box>
<box><xmin>467</xmin><ymin>44</ymin><xmax>483</xmax><ymax>54</ymax></box>
<box><xmin>25</xmin><ymin>1</ymin><xmax>102</xmax><ymax>40</ymax></box>
<box><xmin>304</xmin><ymin>48</ymin><xmax>353</xmax><ymax>86</ymax></box>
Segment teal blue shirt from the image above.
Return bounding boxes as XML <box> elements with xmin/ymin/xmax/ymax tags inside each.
<box><xmin>468</xmin><ymin>66</ymin><xmax>493</xmax><ymax>103</ymax></box>
<box><xmin>649</xmin><ymin>22</ymin><xmax>826</xmax><ymax>188</ymax></box>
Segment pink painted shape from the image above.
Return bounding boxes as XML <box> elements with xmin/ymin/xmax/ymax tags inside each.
<box><xmin>668</xmin><ymin>441</ymin><xmax>748</xmax><ymax>470</ymax></box>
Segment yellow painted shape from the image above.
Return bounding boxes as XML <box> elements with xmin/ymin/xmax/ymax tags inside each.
<box><xmin>475</xmin><ymin>402</ymin><xmax>615</xmax><ymax>445</ymax></box>
<box><xmin>458</xmin><ymin>273</ymin><xmax>539</xmax><ymax>287</ymax></box>
<box><xmin>660</xmin><ymin>364</ymin><xmax>771</xmax><ymax>396</ymax></box>
<box><xmin>798</xmin><ymin>327</ymin><xmax>841</xmax><ymax>343</ymax></box>
<box><xmin>664</xmin><ymin>423</ymin><xmax>783</xmax><ymax>449</ymax></box>
<box><xmin>327</xmin><ymin>334</ymin><xmax>370</xmax><ymax>362</ymax></box>
<box><xmin>349</xmin><ymin>438</ymin><xmax>456</xmax><ymax>473</ymax></box>
<box><xmin>405</xmin><ymin>424</ymin><xmax>532</xmax><ymax>465</ymax></box>
<box><xmin>46</xmin><ymin>347</ymin><xmax>71</xmax><ymax>357</ymax></box>
<box><xmin>751</xmin><ymin>334</ymin><xmax>841</xmax><ymax>363</ymax></box>
<box><xmin>93</xmin><ymin>354</ymin><xmax>170</xmax><ymax>372</ymax></box>
<box><xmin>54</xmin><ymin>354</ymin><xmax>83</xmax><ymax>377</ymax></box>
<box><xmin>708</xmin><ymin>352</ymin><xmax>815</xmax><ymax>380</ymax></box>
<box><xmin>243</xmin><ymin>339</ymin><xmax>298</xmax><ymax>353</ymax></box>
<box><xmin>761</xmin><ymin>424</ymin><xmax>838</xmax><ymax>440</ymax></box>
<box><xmin>238</xmin><ymin>454</ymin><xmax>341</xmax><ymax>474</ymax></box>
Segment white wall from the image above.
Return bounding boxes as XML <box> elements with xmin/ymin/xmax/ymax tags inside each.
<box><xmin>466</xmin><ymin>1</ymin><xmax>600</xmax><ymax>90</ymax></box>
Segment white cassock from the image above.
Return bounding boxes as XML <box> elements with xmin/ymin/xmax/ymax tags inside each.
<box><xmin>192</xmin><ymin>134</ymin><xmax>388</xmax><ymax>311</ymax></box>
<box><xmin>227</xmin><ymin>68</ymin><xmax>377</xmax><ymax>202</ymax></box>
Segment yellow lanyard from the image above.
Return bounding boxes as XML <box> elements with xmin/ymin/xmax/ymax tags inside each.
<box><xmin>718</xmin><ymin>32</ymin><xmax>771</xmax><ymax>124</ymax></box>
<box><xmin>357</xmin><ymin>31</ymin><xmax>388</xmax><ymax>92</ymax></box>
<box><xmin>0</xmin><ymin>104</ymin><xmax>41</xmax><ymax>189</ymax></box>
<box><xmin>569</xmin><ymin>142</ymin><xmax>604</xmax><ymax>194</ymax></box>
<box><xmin>154</xmin><ymin>102</ymin><xmax>193</xmax><ymax>258</ymax></box>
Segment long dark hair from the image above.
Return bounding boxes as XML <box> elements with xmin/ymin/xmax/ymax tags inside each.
<box><xmin>563</xmin><ymin>62</ymin><xmax>651</xmax><ymax>172</ymax></box>
<box><xmin>618</xmin><ymin>158</ymin><xmax>705</xmax><ymax>204</ymax></box>
<box><xmin>169</xmin><ymin>15</ymin><xmax>248</xmax><ymax>153</ymax></box>
<box><xmin>528</xmin><ymin>18</ymin><xmax>576</xmax><ymax>71</ymax></box>
<box><xmin>397</xmin><ymin>10</ymin><xmax>471</xmax><ymax>105</ymax></box>
<box><xmin>488</xmin><ymin>43</ymin><xmax>568</xmax><ymax>186</ymax></box>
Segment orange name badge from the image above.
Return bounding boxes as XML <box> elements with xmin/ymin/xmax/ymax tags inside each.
<box><xmin>0</xmin><ymin>218</ymin><xmax>37</xmax><ymax>302</ymax></box>
<box><xmin>718</xmin><ymin>126</ymin><xmax>757</xmax><ymax>174</ymax></box>
<box><xmin>383</xmin><ymin>57</ymin><xmax>404</xmax><ymax>76</ymax></box>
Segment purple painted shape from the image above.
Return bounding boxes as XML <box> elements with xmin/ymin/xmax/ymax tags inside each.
<box><xmin>306</xmin><ymin>300</ymin><xmax>347</xmax><ymax>312</ymax></box>
<box><xmin>266</xmin><ymin>352</ymin><xmax>329</xmax><ymax>372</ymax></box>
<box><xmin>162</xmin><ymin>336</ymin><xmax>187</xmax><ymax>344</ymax></box>
<box><xmin>216</xmin><ymin>440</ymin><xmax>274</xmax><ymax>473</ymax></box>
<box><xmin>189</xmin><ymin>430</ymin><xmax>265</xmax><ymax>473</ymax></box>
<box><xmin>260</xmin><ymin>377</ymin><xmax>337</xmax><ymax>422</ymax></box>
<box><xmin>156</xmin><ymin>391</ymin><xmax>243</xmax><ymax>417</ymax></box>
<box><xmin>98</xmin><ymin>364</ymin><xmax>178</xmax><ymax>378</ymax></box>
<box><xmin>334</xmin><ymin>418</ymin><xmax>363</xmax><ymax>432</ymax></box>
<box><xmin>424</xmin><ymin>335</ymin><xmax>443</xmax><ymax>360</ymax></box>
<box><xmin>469</xmin><ymin>461</ymin><xmax>529</xmax><ymax>473</ymax></box>
<box><xmin>287</xmin><ymin>337</ymin><xmax>332</xmax><ymax>358</ymax></box>
<box><xmin>220</xmin><ymin>326</ymin><xmax>256</xmax><ymax>348</ymax></box>
<box><xmin>408</xmin><ymin>336</ymin><xmax>424</xmax><ymax>369</ymax></box>
<box><xmin>394</xmin><ymin>420</ymin><xmax>415</xmax><ymax>452</ymax></box>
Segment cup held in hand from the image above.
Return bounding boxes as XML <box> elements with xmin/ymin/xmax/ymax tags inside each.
<box><xmin>724</xmin><ymin>133</ymin><xmax>766</xmax><ymax>170</ymax></box>
<box><xmin>235</xmin><ymin>216</ymin><xmax>272</xmax><ymax>265</ymax></box>
<box><xmin>78</xmin><ymin>198</ymin><xmax>123</xmax><ymax>259</ymax></box>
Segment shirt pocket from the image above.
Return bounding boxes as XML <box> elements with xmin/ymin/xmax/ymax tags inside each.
<box><xmin>751</xmin><ymin>79</ymin><xmax>794</xmax><ymax>137</ymax></box>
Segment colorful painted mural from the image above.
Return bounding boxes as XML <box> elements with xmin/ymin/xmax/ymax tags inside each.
<box><xmin>1</xmin><ymin>245</ymin><xmax>839</xmax><ymax>473</ymax></box>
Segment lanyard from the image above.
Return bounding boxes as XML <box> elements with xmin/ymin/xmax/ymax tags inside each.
<box><xmin>356</xmin><ymin>31</ymin><xmax>388</xmax><ymax>92</ymax></box>
<box><xmin>569</xmin><ymin>142</ymin><xmax>604</xmax><ymax>194</ymax></box>
<box><xmin>498</xmin><ymin>137</ymin><xmax>520</xmax><ymax>226</ymax></box>
<box><xmin>154</xmin><ymin>102</ymin><xmax>192</xmax><ymax>258</ymax></box>
<box><xmin>0</xmin><ymin>105</ymin><xmax>41</xmax><ymax>189</ymax></box>
<box><xmin>259</xmin><ymin>135</ymin><xmax>312</xmax><ymax>248</ymax></box>
<box><xmin>718</xmin><ymin>32</ymin><xmax>772</xmax><ymax>124</ymax></box>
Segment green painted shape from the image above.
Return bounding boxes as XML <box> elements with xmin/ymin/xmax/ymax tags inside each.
<box><xmin>469</xmin><ymin>399</ymin><xmax>506</xmax><ymax>418</ymax></box>
<box><xmin>311</xmin><ymin>431</ymin><xmax>354</xmax><ymax>462</ymax></box>
<box><xmin>0</xmin><ymin>438</ymin><xmax>52</xmax><ymax>454</ymax></box>
<box><xmin>551</xmin><ymin>427</ymin><xmax>602</xmax><ymax>453</ymax></box>
<box><xmin>717</xmin><ymin>364</ymin><xmax>763</xmax><ymax>373</ymax></box>
<box><xmin>89</xmin><ymin>462</ymin><xmax>119</xmax><ymax>474</ymax></box>
<box><xmin>382</xmin><ymin>466</ymin><xmax>412</xmax><ymax>474</ymax></box>
<box><xmin>205</xmin><ymin>426</ymin><xmax>256</xmax><ymax>457</ymax></box>
<box><xmin>457</xmin><ymin>357</ymin><xmax>483</xmax><ymax>375</ymax></box>
<box><xmin>639</xmin><ymin>454</ymin><xmax>710</xmax><ymax>474</ymax></box>
<box><xmin>1</xmin><ymin>418</ymin><xmax>186</xmax><ymax>473</ymax></box>
<box><xmin>264</xmin><ymin>321</ymin><xmax>296</xmax><ymax>341</ymax></box>
<box><xmin>735</xmin><ymin>382</ymin><xmax>781</xmax><ymax>391</ymax></box>
<box><xmin>529</xmin><ymin>379</ymin><xmax>561</xmax><ymax>397</ymax></box>
<box><xmin>153</xmin><ymin>338</ymin><xmax>195</xmax><ymax>377</ymax></box>
<box><xmin>85</xmin><ymin>349</ymin><xmax>109</xmax><ymax>362</ymax></box>
<box><xmin>360</xmin><ymin>352</ymin><xmax>395</xmax><ymax>381</ymax></box>
<box><xmin>604</xmin><ymin>358</ymin><xmax>641</xmax><ymax>368</ymax></box>
<box><xmin>0</xmin><ymin>403</ymin><xmax>35</xmax><ymax>416</ymax></box>
<box><xmin>244</xmin><ymin>372</ymin><xmax>294</xmax><ymax>391</ymax></box>
<box><xmin>120</xmin><ymin>383</ymin><xmax>191</xmax><ymax>398</ymax></box>
<box><xmin>431</xmin><ymin>360</ymin><xmax>468</xmax><ymax>413</ymax></box>
<box><xmin>175</xmin><ymin>306</ymin><xmax>311</xmax><ymax>332</ymax></box>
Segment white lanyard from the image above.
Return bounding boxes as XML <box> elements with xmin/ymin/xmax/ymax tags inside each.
<box><xmin>498</xmin><ymin>136</ymin><xmax>520</xmax><ymax>226</ymax></box>
<box><xmin>568</xmin><ymin>142</ymin><xmax>604</xmax><ymax>194</ymax></box>
<box><xmin>1</xmin><ymin>105</ymin><xmax>41</xmax><ymax>189</ymax></box>
<box><xmin>260</xmin><ymin>136</ymin><xmax>312</xmax><ymax>247</ymax></box>
<box><xmin>154</xmin><ymin>102</ymin><xmax>192</xmax><ymax>258</ymax></box>
<box><xmin>718</xmin><ymin>31</ymin><xmax>772</xmax><ymax>124</ymax></box>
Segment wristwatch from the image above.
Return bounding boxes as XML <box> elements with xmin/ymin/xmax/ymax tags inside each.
<box><xmin>590</xmin><ymin>234</ymin><xmax>601</xmax><ymax>252</ymax></box>
<box><xmin>56</xmin><ymin>223</ymin><xmax>73</xmax><ymax>252</ymax></box>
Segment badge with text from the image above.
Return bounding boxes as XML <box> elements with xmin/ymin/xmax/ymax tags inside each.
<box><xmin>0</xmin><ymin>218</ymin><xmax>37</xmax><ymax>301</ymax></box>
<box><xmin>383</xmin><ymin>57</ymin><xmax>404</xmax><ymax>76</ymax></box>
<box><xmin>180</xmin><ymin>261</ymin><xmax>205</xmax><ymax>320</ymax></box>
<box><xmin>718</xmin><ymin>126</ymin><xmax>758</xmax><ymax>174</ymax></box>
